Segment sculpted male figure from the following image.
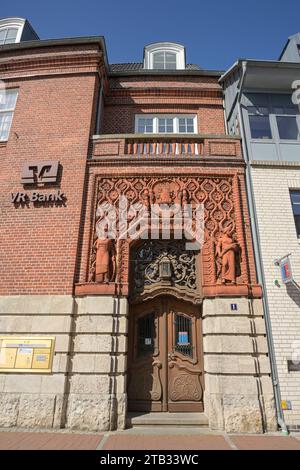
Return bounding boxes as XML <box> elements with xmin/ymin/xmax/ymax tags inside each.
<box><xmin>95</xmin><ymin>237</ymin><xmax>116</xmax><ymax>283</ymax></box>
<box><xmin>216</xmin><ymin>228</ymin><xmax>241</xmax><ymax>284</ymax></box>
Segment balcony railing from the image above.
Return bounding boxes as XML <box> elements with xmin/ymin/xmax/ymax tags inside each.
<box><xmin>126</xmin><ymin>137</ymin><xmax>203</xmax><ymax>157</ymax></box>
<box><xmin>92</xmin><ymin>134</ymin><xmax>241</xmax><ymax>159</ymax></box>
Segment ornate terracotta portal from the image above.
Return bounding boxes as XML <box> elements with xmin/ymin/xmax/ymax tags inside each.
<box><xmin>80</xmin><ymin>173</ymin><xmax>261</xmax><ymax>298</ymax></box>
<box><xmin>72</xmin><ymin>172</ymin><xmax>262</xmax><ymax>414</ymax></box>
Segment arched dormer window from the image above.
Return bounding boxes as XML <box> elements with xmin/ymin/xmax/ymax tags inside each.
<box><xmin>0</xmin><ymin>26</ymin><xmax>20</xmax><ymax>45</ymax></box>
<box><xmin>0</xmin><ymin>18</ymin><xmax>38</xmax><ymax>46</ymax></box>
<box><xmin>144</xmin><ymin>43</ymin><xmax>185</xmax><ymax>70</ymax></box>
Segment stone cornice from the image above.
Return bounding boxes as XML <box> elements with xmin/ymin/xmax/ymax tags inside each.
<box><xmin>92</xmin><ymin>133</ymin><xmax>242</xmax><ymax>141</ymax></box>
<box><xmin>107</xmin><ymin>87</ymin><xmax>222</xmax><ymax>98</ymax></box>
<box><xmin>0</xmin><ymin>47</ymin><xmax>106</xmax><ymax>79</ymax></box>
<box><xmin>250</xmin><ymin>159</ymin><xmax>300</xmax><ymax>169</ymax></box>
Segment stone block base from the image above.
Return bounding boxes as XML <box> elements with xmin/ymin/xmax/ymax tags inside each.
<box><xmin>203</xmin><ymin>297</ymin><xmax>277</xmax><ymax>433</ymax></box>
<box><xmin>0</xmin><ymin>393</ymin><xmax>64</xmax><ymax>428</ymax></box>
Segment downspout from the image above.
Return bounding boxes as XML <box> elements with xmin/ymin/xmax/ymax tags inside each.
<box><xmin>236</xmin><ymin>61</ymin><xmax>288</xmax><ymax>435</ymax></box>
<box><xmin>223</xmin><ymin>96</ymin><xmax>229</xmax><ymax>135</ymax></box>
<box><xmin>96</xmin><ymin>76</ymin><xmax>104</xmax><ymax>135</ymax></box>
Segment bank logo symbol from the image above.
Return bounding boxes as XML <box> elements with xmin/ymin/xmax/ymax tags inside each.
<box><xmin>21</xmin><ymin>161</ymin><xmax>60</xmax><ymax>184</ymax></box>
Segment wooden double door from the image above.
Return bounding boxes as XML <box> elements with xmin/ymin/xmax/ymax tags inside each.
<box><xmin>127</xmin><ymin>297</ymin><xmax>204</xmax><ymax>412</ymax></box>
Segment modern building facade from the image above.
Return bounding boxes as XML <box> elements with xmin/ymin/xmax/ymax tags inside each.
<box><xmin>222</xmin><ymin>34</ymin><xmax>300</xmax><ymax>432</ymax></box>
<box><xmin>0</xmin><ymin>18</ymin><xmax>277</xmax><ymax>433</ymax></box>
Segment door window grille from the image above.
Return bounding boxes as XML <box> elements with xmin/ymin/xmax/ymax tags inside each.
<box><xmin>174</xmin><ymin>313</ymin><xmax>193</xmax><ymax>357</ymax></box>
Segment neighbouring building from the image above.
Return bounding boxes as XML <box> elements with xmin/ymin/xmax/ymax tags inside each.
<box><xmin>221</xmin><ymin>33</ymin><xmax>300</xmax><ymax>432</ymax></box>
<box><xmin>0</xmin><ymin>18</ymin><xmax>277</xmax><ymax>433</ymax></box>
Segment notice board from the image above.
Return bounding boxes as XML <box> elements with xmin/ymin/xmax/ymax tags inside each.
<box><xmin>0</xmin><ymin>337</ymin><xmax>55</xmax><ymax>373</ymax></box>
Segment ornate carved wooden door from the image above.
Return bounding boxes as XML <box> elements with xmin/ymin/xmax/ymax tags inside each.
<box><xmin>127</xmin><ymin>297</ymin><xmax>204</xmax><ymax>412</ymax></box>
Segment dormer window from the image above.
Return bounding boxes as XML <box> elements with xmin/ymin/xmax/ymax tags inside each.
<box><xmin>0</xmin><ymin>27</ymin><xmax>19</xmax><ymax>45</ymax></box>
<box><xmin>144</xmin><ymin>42</ymin><xmax>185</xmax><ymax>70</ymax></box>
<box><xmin>0</xmin><ymin>18</ymin><xmax>39</xmax><ymax>46</ymax></box>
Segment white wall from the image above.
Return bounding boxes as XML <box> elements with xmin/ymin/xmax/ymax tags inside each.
<box><xmin>251</xmin><ymin>163</ymin><xmax>300</xmax><ymax>428</ymax></box>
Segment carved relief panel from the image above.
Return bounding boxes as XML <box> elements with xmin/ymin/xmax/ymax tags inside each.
<box><xmin>130</xmin><ymin>239</ymin><xmax>201</xmax><ymax>304</ymax></box>
<box><xmin>85</xmin><ymin>174</ymin><xmax>256</xmax><ymax>297</ymax></box>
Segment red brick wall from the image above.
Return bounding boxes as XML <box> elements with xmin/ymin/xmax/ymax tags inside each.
<box><xmin>102</xmin><ymin>104</ymin><xmax>225</xmax><ymax>135</ymax></box>
<box><xmin>102</xmin><ymin>75</ymin><xmax>225</xmax><ymax>135</ymax></box>
<box><xmin>0</xmin><ymin>62</ymin><xmax>236</xmax><ymax>296</ymax></box>
<box><xmin>0</xmin><ymin>73</ymin><xmax>99</xmax><ymax>295</ymax></box>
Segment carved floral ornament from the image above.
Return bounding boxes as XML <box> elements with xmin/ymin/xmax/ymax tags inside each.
<box><xmin>86</xmin><ymin>175</ymin><xmax>256</xmax><ymax>297</ymax></box>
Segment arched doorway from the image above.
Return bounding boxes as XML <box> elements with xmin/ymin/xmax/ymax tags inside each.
<box><xmin>127</xmin><ymin>239</ymin><xmax>204</xmax><ymax>413</ymax></box>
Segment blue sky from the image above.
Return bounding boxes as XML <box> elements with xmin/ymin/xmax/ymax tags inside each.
<box><xmin>1</xmin><ymin>0</ymin><xmax>299</xmax><ymax>70</ymax></box>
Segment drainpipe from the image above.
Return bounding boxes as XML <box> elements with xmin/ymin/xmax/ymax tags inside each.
<box><xmin>236</xmin><ymin>61</ymin><xmax>288</xmax><ymax>435</ymax></box>
<box><xmin>96</xmin><ymin>76</ymin><xmax>104</xmax><ymax>135</ymax></box>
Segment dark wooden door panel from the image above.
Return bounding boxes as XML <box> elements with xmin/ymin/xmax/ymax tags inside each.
<box><xmin>127</xmin><ymin>300</ymin><xmax>164</xmax><ymax>412</ymax></box>
<box><xmin>167</xmin><ymin>299</ymin><xmax>204</xmax><ymax>412</ymax></box>
<box><xmin>128</xmin><ymin>297</ymin><xmax>204</xmax><ymax>412</ymax></box>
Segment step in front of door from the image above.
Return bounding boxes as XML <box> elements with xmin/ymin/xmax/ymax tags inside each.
<box><xmin>126</xmin><ymin>412</ymin><xmax>209</xmax><ymax>428</ymax></box>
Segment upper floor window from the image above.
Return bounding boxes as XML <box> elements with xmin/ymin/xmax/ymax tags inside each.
<box><xmin>137</xmin><ymin>118</ymin><xmax>153</xmax><ymax>133</ymax></box>
<box><xmin>0</xmin><ymin>89</ymin><xmax>18</xmax><ymax>141</ymax></box>
<box><xmin>0</xmin><ymin>27</ymin><xmax>18</xmax><ymax>45</ymax></box>
<box><xmin>144</xmin><ymin>42</ymin><xmax>185</xmax><ymax>70</ymax></box>
<box><xmin>290</xmin><ymin>190</ymin><xmax>300</xmax><ymax>238</ymax></box>
<box><xmin>247</xmin><ymin>95</ymin><xmax>300</xmax><ymax>142</ymax></box>
<box><xmin>248</xmin><ymin>107</ymin><xmax>272</xmax><ymax>139</ymax></box>
<box><xmin>135</xmin><ymin>114</ymin><xmax>197</xmax><ymax>134</ymax></box>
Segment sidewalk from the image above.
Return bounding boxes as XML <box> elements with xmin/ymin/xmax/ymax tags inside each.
<box><xmin>1</xmin><ymin>427</ymin><xmax>300</xmax><ymax>450</ymax></box>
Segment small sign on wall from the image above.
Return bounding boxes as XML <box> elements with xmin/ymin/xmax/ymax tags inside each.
<box><xmin>281</xmin><ymin>400</ymin><xmax>292</xmax><ymax>411</ymax></box>
<box><xmin>287</xmin><ymin>360</ymin><xmax>300</xmax><ymax>372</ymax></box>
<box><xmin>0</xmin><ymin>337</ymin><xmax>55</xmax><ymax>373</ymax></box>
<box><xmin>178</xmin><ymin>332</ymin><xmax>189</xmax><ymax>345</ymax></box>
<box><xmin>281</xmin><ymin>258</ymin><xmax>293</xmax><ymax>284</ymax></box>
<box><xmin>231</xmin><ymin>303</ymin><xmax>238</xmax><ymax>311</ymax></box>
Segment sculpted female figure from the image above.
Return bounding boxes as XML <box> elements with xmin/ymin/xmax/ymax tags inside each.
<box><xmin>216</xmin><ymin>228</ymin><xmax>241</xmax><ymax>284</ymax></box>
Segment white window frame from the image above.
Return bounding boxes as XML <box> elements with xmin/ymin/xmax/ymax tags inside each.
<box><xmin>0</xmin><ymin>88</ymin><xmax>18</xmax><ymax>141</ymax></box>
<box><xmin>0</xmin><ymin>18</ymin><xmax>25</xmax><ymax>45</ymax></box>
<box><xmin>135</xmin><ymin>114</ymin><xmax>197</xmax><ymax>134</ymax></box>
<box><xmin>144</xmin><ymin>43</ymin><xmax>185</xmax><ymax>70</ymax></box>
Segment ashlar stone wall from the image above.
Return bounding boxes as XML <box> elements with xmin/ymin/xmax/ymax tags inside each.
<box><xmin>203</xmin><ymin>297</ymin><xmax>277</xmax><ymax>433</ymax></box>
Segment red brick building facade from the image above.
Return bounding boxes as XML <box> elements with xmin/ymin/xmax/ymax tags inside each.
<box><xmin>0</xmin><ymin>26</ymin><xmax>276</xmax><ymax>432</ymax></box>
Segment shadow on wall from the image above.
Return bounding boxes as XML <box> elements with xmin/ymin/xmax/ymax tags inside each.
<box><xmin>286</xmin><ymin>281</ymin><xmax>300</xmax><ymax>308</ymax></box>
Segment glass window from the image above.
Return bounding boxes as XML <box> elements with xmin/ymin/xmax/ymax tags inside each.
<box><xmin>165</xmin><ymin>52</ymin><xmax>177</xmax><ymax>70</ymax></box>
<box><xmin>0</xmin><ymin>30</ymin><xmax>6</xmax><ymax>43</ymax></box>
<box><xmin>153</xmin><ymin>52</ymin><xmax>165</xmax><ymax>69</ymax></box>
<box><xmin>137</xmin><ymin>313</ymin><xmax>155</xmax><ymax>356</ymax></box>
<box><xmin>249</xmin><ymin>115</ymin><xmax>272</xmax><ymax>139</ymax></box>
<box><xmin>0</xmin><ymin>27</ymin><xmax>18</xmax><ymax>45</ymax></box>
<box><xmin>136</xmin><ymin>115</ymin><xmax>196</xmax><ymax>134</ymax></box>
<box><xmin>158</xmin><ymin>118</ymin><xmax>173</xmax><ymax>133</ymax></box>
<box><xmin>137</xmin><ymin>118</ymin><xmax>153</xmax><ymax>134</ymax></box>
<box><xmin>179</xmin><ymin>117</ymin><xmax>194</xmax><ymax>133</ymax></box>
<box><xmin>273</xmin><ymin>106</ymin><xmax>297</xmax><ymax>115</ymax></box>
<box><xmin>290</xmin><ymin>191</ymin><xmax>300</xmax><ymax>237</ymax></box>
<box><xmin>153</xmin><ymin>51</ymin><xmax>177</xmax><ymax>70</ymax></box>
<box><xmin>0</xmin><ymin>89</ymin><xmax>18</xmax><ymax>141</ymax></box>
<box><xmin>276</xmin><ymin>116</ymin><xmax>300</xmax><ymax>140</ymax></box>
